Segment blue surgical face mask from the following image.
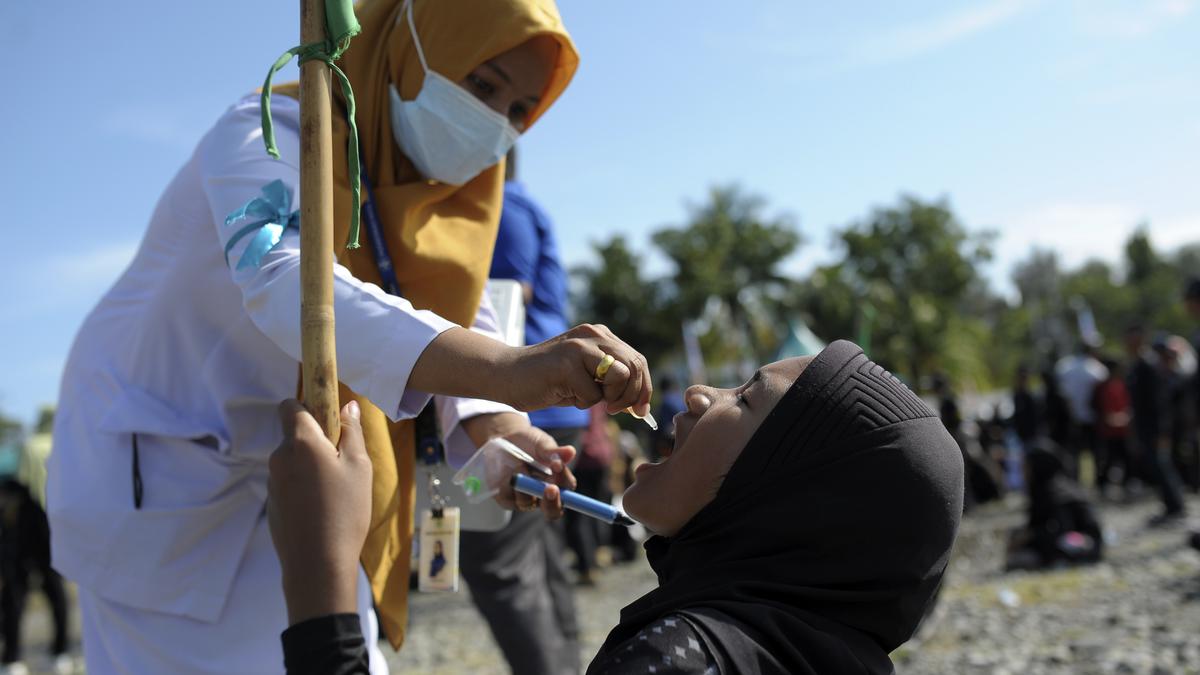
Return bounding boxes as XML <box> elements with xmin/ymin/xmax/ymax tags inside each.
<box><xmin>389</xmin><ymin>0</ymin><xmax>519</xmax><ymax>185</ymax></box>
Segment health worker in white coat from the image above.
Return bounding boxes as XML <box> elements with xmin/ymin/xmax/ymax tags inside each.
<box><xmin>45</xmin><ymin>0</ymin><xmax>651</xmax><ymax>672</ymax></box>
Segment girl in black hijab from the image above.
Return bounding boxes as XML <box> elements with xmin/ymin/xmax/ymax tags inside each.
<box><xmin>588</xmin><ymin>340</ymin><xmax>964</xmax><ymax>675</ymax></box>
<box><xmin>1017</xmin><ymin>443</ymin><xmax>1103</xmax><ymax>567</ymax></box>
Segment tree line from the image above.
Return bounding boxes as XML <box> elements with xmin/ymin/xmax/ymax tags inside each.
<box><xmin>572</xmin><ymin>186</ymin><xmax>1200</xmax><ymax>392</ymax></box>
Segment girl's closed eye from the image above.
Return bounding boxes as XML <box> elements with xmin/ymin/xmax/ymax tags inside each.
<box><xmin>736</xmin><ymin>370</ymin><xmax>761</xmax><ymax>407</ymax></box>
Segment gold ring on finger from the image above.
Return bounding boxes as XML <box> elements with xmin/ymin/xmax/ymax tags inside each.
<box><xmin>594</xmin><ymin>354</ymin><xmax>616</xmax><ymax>383</ymax></box>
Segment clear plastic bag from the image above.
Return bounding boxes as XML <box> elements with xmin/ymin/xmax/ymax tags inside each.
<box><xmin>451</xmin><ymin>437</ymin><xmax>551</xmax><ymax>504</ymax></box>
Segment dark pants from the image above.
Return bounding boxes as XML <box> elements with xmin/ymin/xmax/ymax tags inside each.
<box><xmin>1065</xmin><ymin>422</ymin><xmax>1097</xmax><ymax>482</ymax></box>
<box><xmin>1097</xmin><ymin>435</ymin><xmax>1133</xmax><ymax>490</ymax></box>
<box><xmin>2</xmin><ymin>564</ymin><xmax>68</xmax><ymax>663</ymax></box>
<box><xmin>564</xmin><ymin>465</ymin><xmax>609</xmax><ymax>576</ymax></box>
<box><xmin>1172</xmin><ymin>435</ymin><xmax>1200</xmax><ymax>492</ymax></box>
<box><xmin>1136</xmin><ymin>428</ymin><xmax>1185</xmax><ymax>515</ymax></box>
<box><xmin>459</xmin><ymin>427</ymin><xmax>583</xmax><ymax>675</ymax></box>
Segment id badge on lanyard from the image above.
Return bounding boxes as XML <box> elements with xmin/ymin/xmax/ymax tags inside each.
<box><xmin>418</xmin><ymin>489</ymin><xmax>461</xmax><ymax>592</ymax></box>
<box><xmin>360</xmin><ymin>164</ymin><xmax>460</xmax><ymax>591</ymax></box>
<box><xmin>418</xmin><ymin>467</ymin><xmax>460</xmax><ymax>592</ymax></box>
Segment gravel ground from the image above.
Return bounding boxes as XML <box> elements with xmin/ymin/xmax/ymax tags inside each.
<box><xmin>897</xmin><ymin>495</ymin><xmax>1200</xmax><ymax>675</ymax></box>
<box><xmin>389</xmin><ymin>496</ymin><xmax>1200</xmax><ymax>675</ymax></box>
<box><xmin>9</xmin><ymin>496</ymin><xmax>1199</xmax><ymax>674</ymax></box>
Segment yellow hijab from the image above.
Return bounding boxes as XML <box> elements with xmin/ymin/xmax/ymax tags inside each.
<box><xmin>275</xmin><ymin>0</ymin><xmax>577</xmax><ymax>647</ymax></box>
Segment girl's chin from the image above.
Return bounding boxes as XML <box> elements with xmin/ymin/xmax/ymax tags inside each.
<box><xmin>621</xmin><ymin>482</ymin><xmax>651</xmax><ymax>524</ymax></box>
<box><xmin>634</xmin><ymin>459</ymin><xmax>662</xmax><ymax>476</ymax></box>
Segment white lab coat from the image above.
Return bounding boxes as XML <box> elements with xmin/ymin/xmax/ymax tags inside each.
<box><xmin>46</xmin><ymin>95</ymin><xmax>519</xmax><ymax>674</ymax></box>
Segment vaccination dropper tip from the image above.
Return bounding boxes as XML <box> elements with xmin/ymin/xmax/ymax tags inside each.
<box><xmin>627</xmin><ymin>409</ymin><xmax>658</xmax><ymax>430</ymax></box>
<box><xmin>595</xmin><ymin>353</ymin><xmax>657</xmax><ymax>430</ymax></box>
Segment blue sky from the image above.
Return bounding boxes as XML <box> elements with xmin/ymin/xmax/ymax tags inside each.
<box><xmin>2</xmin><ymin>0</ymin><xmax>1198</xmax><ymax>423</ymax></box>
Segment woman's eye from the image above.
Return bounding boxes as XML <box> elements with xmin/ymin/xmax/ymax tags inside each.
<box><xmin>508</xmin><ymin>103</ymin><xmax>528</xmax><ymax>126</ymax></box>
<box><xmin>467</xmin><ymin>74</ymin><xmax>494</xmax><ymax>98</ymax></box>
<box><xmin>736</xmin><ymin>393</ymin><xmax>747</xmax><ymax>406</ymax></box>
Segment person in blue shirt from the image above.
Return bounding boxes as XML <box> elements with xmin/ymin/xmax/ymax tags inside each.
<box><xmin>457</xmin><ymin>148</ymin><xmax>590</xmax><ymax>675</ymax></box>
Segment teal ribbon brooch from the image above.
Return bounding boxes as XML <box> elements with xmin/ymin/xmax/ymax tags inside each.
<box><xmin>224</xmin><ymin>180</ymin><xmax>300</xmax><ymax>271</ymax></box>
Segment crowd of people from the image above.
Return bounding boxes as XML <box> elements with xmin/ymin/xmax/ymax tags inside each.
<box><xmin>940</xmin><ymin>277</ymin><xmax>1200</xmax><ymax>570</ymax></box>
<box><xmin>0</xmin><ymin>0</ymin><xmax>1194</xmax><ymax>669</ymax></box>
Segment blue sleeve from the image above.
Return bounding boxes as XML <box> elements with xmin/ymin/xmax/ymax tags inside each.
<box><xmin>491</xmin><ymin>187</ymin><xmax>539</xmax><ymax>284</ymax></box>
<box><xmin>527</xmin><ymin>201</ymin><xmax>569</xmax><ymax>310</ymax></box>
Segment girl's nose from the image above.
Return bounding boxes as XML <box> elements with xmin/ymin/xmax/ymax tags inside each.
<box><xmin>684</xmin><ymin>385</ymin><xmax>713</xmax><ymax>414</ymax></box>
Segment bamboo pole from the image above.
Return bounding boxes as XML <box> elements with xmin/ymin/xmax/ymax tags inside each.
<box><xmin>299</xmin><ymin>0</ymin><xmax>340</xmax><ymax>443</ymax></box>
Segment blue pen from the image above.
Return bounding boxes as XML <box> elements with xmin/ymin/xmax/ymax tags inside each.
<box><xmin>511</xmin><ymin>474</ymin><xmax>636</xmax><ymax>526</ymax></box>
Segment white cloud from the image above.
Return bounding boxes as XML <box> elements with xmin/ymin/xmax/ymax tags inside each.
<box><xmin>716</xmin><ymin>0</ymin><xmax>1040</xmax><ymax>78</ymax></box>
<box><xmin>995</xmin><ymin>202</ymin><xmax>1142</xmax><ymax>267</ymax></box>
<box><xmin>849</xmin><ymin>0</ymin><xmax>1039</xmax><ymax>67</ymax></box>
<box><xmin>1046</xmin><ymin>50</ymin><xmax>1105</xmax><ymax>80</ymax></box>
<box><xmin>45</xmin><ymin>241</ymin><xmax>138</xmax><ymax>289</ymax></box>
<box><xmin>0</xmin><ymin>243</ymin><xmax>137</xmax><ymax>420</ymax></box>
<box><xmin>1072</xmin><ymin>0</ymin><xmax>1197</xmax><ymax>39</ymax></box>
<box><xmin>985</xmin><ymin>202</ymin><xmax>1200</xmax><ymax>294</ymax></box>
<box><xmin>1083</xmin><ymin>74</ymin><xmax>1200</xmax><ymax>106</ymax></box>
<box><xmin>100</xmin><ymin>104</ymin><xmax>194</xmax><ymax>149</ymax></box>
<box><xmin>1</xmin><ymin>241</ymin><xmax>140</xmax><ymax>318</ymax></box>
<box><xmin>1153</xmin><ymin>212</ymin><xmax>1200</xmax><ymax>249</ymax></box>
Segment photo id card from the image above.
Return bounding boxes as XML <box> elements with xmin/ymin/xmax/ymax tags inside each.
<box><xmin>418</xmin><ymin>507</ymin><xmax>460</xmax><ymax>593</ymax></box>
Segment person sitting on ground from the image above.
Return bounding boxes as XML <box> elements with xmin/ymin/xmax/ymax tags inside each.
<box><xmin>268</xmin><ymin>341</ymin><xmax>964</xmax><ymax>674</ymax></box>
<box><xmin>1007</xmin><ymin>442</ymin><xmax>1104</xmax><ymax>570</ymax></box>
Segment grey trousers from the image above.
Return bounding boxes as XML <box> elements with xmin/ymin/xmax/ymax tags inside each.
<box><xmin>459</xmin><ymin>427</ymin><xmax>583</xmax><ymax>675</ymax></box>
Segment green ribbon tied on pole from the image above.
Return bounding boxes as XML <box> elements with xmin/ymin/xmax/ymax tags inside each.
<box><xmin>259</xmin><ymin>0</ymin><xmax>363</xmax><ymax>250</ymax></box>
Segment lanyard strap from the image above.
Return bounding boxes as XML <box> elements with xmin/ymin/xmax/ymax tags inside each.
<box><xmin>359</xmin><ymin>165</ymin><xmax>402</xmax><ymax>296</ymax></box>
<box><xmin>359</xmin><ymin>162</ymin><xmax>443</xmax><ymax>466</ymax></box>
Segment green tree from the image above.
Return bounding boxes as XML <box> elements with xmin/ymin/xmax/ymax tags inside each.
<box><xmin>1006</xmin><ymin>229</ymin><xmax>1198</xmax><ymax>364</ymax></box>
<box><xmin>1119</xmin><ymin>228</ymin><xmax>1190</xmax><ymax>335</ymax></box>
<box><xmin>804</xmin><ymin>195</ymin><xmax>993</xmax><ymax>385</ymax></box>
<box><xmin>1009</xmin><ymin>248</ymin><xmax>1071</xmax><ymax>356</ymax></box>
<box><xmin>652</xmin><ymin>185</ymin><xmax>801</xmax><ymax>363</ymax></box>
<box><xmin>572</xmin><ymin>236</ymin><xmax>679</xmax><ymax>367</ymax></box>
<box><xmin>1012</xmin><ymin>249</ymin><xmax>1061</xmax><ymax>312</ymax></box>
<box><xmin>1175</xmin><ymin>244</ymin><xmax>1200</xmax><ymax>278</ymax></box>
<box><xmin>1125</xmin><ymin>227</ymin><xmax>1157</xmax><ymax>285</ymax></box>
<box><xmin>1059</xmin><ymin>259</ymin><xmax>1132</xmax><ymax>347</ymax></box>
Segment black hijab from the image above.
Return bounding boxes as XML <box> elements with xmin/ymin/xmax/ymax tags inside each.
<box><xmin>1025</xmin><ymin>442</ymin><xmax>1091</xmax><ymax>535</ymax></box>
<box><xmin>592</xmin><ymin>341</ymin><xmax>964</xmax><ymax>674</ymax></box>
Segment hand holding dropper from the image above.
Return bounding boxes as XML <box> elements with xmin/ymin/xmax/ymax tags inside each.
<box><xmin>594</xmin><ymin>354</ymin><xmax>658</xmax><ymax>430</ymax></box>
